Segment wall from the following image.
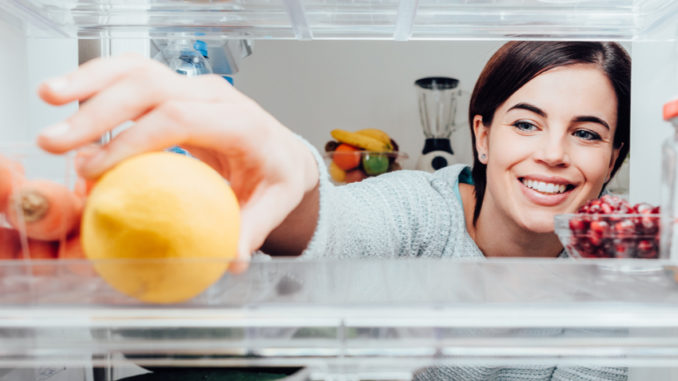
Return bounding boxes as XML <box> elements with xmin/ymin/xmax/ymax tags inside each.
<box><xmin>0</xmin><ymin>11</ymin><xmax>29</xmax><ymax>142</ymax></box>
<box><xmin>629</xmin><ymin>40</ymin><xmax>677</xmax><ymax>205</ymax></box>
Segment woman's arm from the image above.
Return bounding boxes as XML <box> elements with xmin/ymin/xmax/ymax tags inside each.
<box><xmin>261</xmin><ymin>180</ymin><xmax>320</xmax><ymax>256</ymax></box>
<box><xmin>36</xmin><ymin>54</ymin><xmax>321</xmax><ymax>271</ymax></box>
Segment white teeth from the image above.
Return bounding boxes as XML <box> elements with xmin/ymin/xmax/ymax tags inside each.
<box><xmin>522</xmin><ymin>179</ymin><xmax>567</xmax><ymax>194</ymax></box>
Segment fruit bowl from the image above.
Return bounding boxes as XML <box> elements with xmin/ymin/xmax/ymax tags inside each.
<box><xmin>555</xmin><ymin>212</ymin><xmax>662</xmax><ymax>259</ymax></box>
<box><xmin>324</xmin><ymin>150</ymin><xmax>408</xmax><ymax>184</ymax></box>
<box><xmin>324</xmin><ymin>128</ymin><xmax>407</xmax><ymax>184</ymax></box>
<box><xmin>555</xmin><ymin>195</ymin><xmax>663</xmax><ymax>260</ymax></box>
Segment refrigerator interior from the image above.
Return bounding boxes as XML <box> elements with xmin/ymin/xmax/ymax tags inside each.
<box><xmin>3</xmin><ymin>1</ymin><xmax>678</xmax><ymax>380</ymax></box>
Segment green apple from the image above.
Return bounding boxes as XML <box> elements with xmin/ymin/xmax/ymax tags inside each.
<box><xmin>362</xmin><ymin>153</ymin><xmax>390</xmax><ymax>176</ymax></box>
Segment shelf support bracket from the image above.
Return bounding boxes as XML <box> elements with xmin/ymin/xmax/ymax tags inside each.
<box><xmin>395</xmin><ymin>0</ymin><xmax>419</xmax><ymax>41</ymax></box>
<box><xmin>282</xmin><ymin>0</ymin><xmax>312</xmax><ymax>40</ymax></box>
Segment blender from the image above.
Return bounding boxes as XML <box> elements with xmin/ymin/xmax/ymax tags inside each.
<box><xmin>414</xmin><ymin>76</ymin><xmax>461</xmax><ymax>172</ymax></box>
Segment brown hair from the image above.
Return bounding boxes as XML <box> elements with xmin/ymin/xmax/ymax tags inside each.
<box><xmin>469</xmin><ymin>41</ymin><xmax>631</xmax><ymax>225</ymax></box>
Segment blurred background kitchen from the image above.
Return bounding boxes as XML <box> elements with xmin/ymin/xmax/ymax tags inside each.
<box><xmin>0</xmin><ymin>24</ymin><xmax>641</xmax><ymax>197</ymax></box>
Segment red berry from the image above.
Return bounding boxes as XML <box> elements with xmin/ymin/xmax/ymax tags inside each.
<box><xmin>589</xmin><ymin>201</ymin><xmax>602</xmax><ymax>214</ymax></box>
<box><xmin>574</xmin><ymin>237</ymin><xmax>595</xmax><ymax>257</ymax></box>
<box><xmin>587</xmin><ymin>230</ymin><xmax>603</xmax><ymax>247</ymax></box>
<box><xmin>590</xmin><ymin>220</ymin><xmax>610</xmax><ymax>235</ymax></box>
<box><xmin>613</xmin><ymin>219</ymin><xmax>635</xmax><ymax>238</ymax></box>
<box><xmin>639</xmin><ymin>215</ymin><xmax>659</xmax><ymax>235</ymax></box>
<box><xmin>600</xmin><ymin>202</ymin><xmax>613</xmax><ymax>214</ymax></box>
<box><xmin>636</xmin><ymin>239</ymin><xmax>657</xmax><ymax>259</ymax></box>
<box><xmin>635</xmin><ymin>202</ymin><xmax>654</xmax><ymax>214</ymax></box>
<box><xmin>614</xmin><ymin>240</ymin><xmax>634</xmax><ymax>258</ymax></box>
<box><xmin>569</xmin><ymin>218</ymin><xmax>587</xmax><ymax>233</ymax></box>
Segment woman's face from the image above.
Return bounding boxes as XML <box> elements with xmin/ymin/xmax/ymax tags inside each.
<box><xmin>474</xmin><ymin>63</ymin><xmax>620</xmax><ymax>233</ymax></box>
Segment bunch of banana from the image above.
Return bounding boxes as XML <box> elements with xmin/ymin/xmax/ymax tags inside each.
<box><xmin>330</xmin><ymin>128</ymin><xmax>393</xmax><ymax>152</ymax></box>
<box><xmin>325</xmin><ymin>128</ymin><xmax>401</xmax><ymax>184</ymax></box>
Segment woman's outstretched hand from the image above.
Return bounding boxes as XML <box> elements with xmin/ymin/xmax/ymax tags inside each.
<box><xmin>36</xmin><ymin>54</ymin><xmax>319</xmax><ymax>272</ymax></box>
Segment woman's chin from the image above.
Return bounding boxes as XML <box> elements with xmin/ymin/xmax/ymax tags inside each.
<box><xmin>518</xmin><ymin>212</ymin><xmax>557</xmax><ymax>234</ymax></box>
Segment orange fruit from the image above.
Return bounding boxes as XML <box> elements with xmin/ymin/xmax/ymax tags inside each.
<box><xmin>332</xmin><ymin>144</ymin><xmax>361</xmax><ymax>171</ymax></box>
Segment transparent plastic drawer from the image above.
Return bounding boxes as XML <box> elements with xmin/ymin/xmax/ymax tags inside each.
<box><xmin>3</xmin><ymin>257</ymin><xmax>678</xmax><ymax>373</ymax></box>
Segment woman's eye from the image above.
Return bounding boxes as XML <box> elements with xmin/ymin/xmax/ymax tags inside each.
<box><xmin>512</xmin><ymin>121</ymin><xmax>537</xmax><ymax>131</ymax></box>
<box><xmin>573</xmin><ymin>129</ymin><xmax>602</xmax><ymax>141</ymax></box>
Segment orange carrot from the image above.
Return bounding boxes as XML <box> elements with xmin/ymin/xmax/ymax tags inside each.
<box><xmin>0</xmin><ymin>227</ymin><xmax>20</xmax><ymax>260</ymax></box>
<box><xmin>6</xmin><ymin>179</ymin><xmax>83</xmax><ymax>241</ymax></box>
<box><xmin>58</xmin><ymin>234</ymin><xmax>96</xmax><ymax>277</ymax></box>
<box><xmin>22</xmin><ymin>239</ymin><xmax>58</xmax><ymax>276</ymax></box>
<box><xmin>0</xmin><ymin>154</ymin><xmax>25</xmax><ymax>214</ymax></box>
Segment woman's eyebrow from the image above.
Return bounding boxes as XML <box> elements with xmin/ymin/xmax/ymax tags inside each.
<box><xmin>572</xmin><ymin>116</ymin><xmax>610</xmax><ymax>130</ymax></box>
<box><xmin>507</xmin><ymin>102</ymin><xmax>546</xmax><ymax>118</ymax></box>
<box><xmin>508</xmin><ymin>102</ymin><xmax>611</xmax><ymax>130</ymax></box>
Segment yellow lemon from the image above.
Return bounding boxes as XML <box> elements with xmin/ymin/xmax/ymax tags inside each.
<box><xmin>81</xmin><ymin>152</ymin><xmax>240</xmax><ymax>304</ymax></box>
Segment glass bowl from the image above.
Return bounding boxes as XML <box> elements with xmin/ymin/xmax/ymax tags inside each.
<box><xmin>554</xmin><ymin>213</ymin><xmax>662</xmax><ymax>259</ymax></box>
<box><xmin>324</xmin><ymin>150</ymin><xmax>408</xmax><ymax>184</ymax></box>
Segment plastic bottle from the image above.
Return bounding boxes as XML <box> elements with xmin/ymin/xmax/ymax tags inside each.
<box><xmin>661</xmin><ymin>99</ymin><xmax>678</xmax><ymax>259</ymax></box>
<box><xmin>153</xmin><ymin>39</ymin><xmax>213</xmax><ymax>77</ymax></box>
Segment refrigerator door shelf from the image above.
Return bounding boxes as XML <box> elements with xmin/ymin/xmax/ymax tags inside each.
<box><xmin>2</xmin><ymin>258</ymin><xmax>678</xmax><ymax>373</ymax></box>
<box><xmin>3</xmin><ymin>0</ymin><xmax>678</xmax><ymax>41</ymax></box>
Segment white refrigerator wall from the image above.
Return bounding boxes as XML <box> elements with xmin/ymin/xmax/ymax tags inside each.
<box><xmin>0</xmin><ymin>14</ymin><xmax>29</xmax><ymax>142</ymax></box>
<box><xmin>630</xmin><ymin>40</ymin><xmax>677</xmax><ymax>205</ymax></box>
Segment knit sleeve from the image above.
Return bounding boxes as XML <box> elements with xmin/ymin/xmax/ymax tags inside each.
<box><xmin>551</xmin><ymin>366</ymin><xmax>627</xmax><ymax>381</ymax></box>
<box><xmin>298</xmin><ymin>139</ymin><xmax>454</xmax><ymax>259</ymax></box>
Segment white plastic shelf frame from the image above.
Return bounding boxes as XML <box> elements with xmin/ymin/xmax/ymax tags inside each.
<box><xmin>3</xmin><ymin>0</ymin><xmax>678</xmax><ymax>40</ymax></box>
<box><xmin>2</xmin><ymin>258</ymin><xmax>678</xmax><ymax>378</ymax></box>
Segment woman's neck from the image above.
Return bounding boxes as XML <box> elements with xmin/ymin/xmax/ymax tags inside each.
<box><xmin>459</xmin><ymin>183</ymin><xmax>562</xmax><ymax>258</ymax></box>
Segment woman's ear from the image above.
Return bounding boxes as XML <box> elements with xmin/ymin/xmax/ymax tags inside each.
<box><xmin>606</xmin><ymin>143</ymin><xmax>623</xmax><ymax>182</ymax></box>
<box><xmin>473</xmin><ymin>115</ymin><xmax>489</xmax><ymax>164</ymax></box>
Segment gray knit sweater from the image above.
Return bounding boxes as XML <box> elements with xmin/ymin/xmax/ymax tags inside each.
<box><xmin>300</xmin><ymin>143</ymin><xmax>627</xmax><ymax>381</ymax></box>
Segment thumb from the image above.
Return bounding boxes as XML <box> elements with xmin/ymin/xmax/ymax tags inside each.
<box><xmin>227</xmin><ymin>234</ymin><xmax>252</xmax><ymax>275</ymax></box>
<box><xmin>227</xmin><ymin>183</ymin><xmax>301</xmax><ymax>274</ymax></box>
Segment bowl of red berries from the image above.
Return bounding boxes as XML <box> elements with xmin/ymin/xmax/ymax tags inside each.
<box><xmin>554</xmin><ymin>195</ymin><xmax>662</xmax><ymax>260</ymax></box>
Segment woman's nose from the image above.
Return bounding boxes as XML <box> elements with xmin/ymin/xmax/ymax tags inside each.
<box><xmin>534</xmin><ymin>134</ymin><xmax>571</xmax><ymax>167</ymax></box>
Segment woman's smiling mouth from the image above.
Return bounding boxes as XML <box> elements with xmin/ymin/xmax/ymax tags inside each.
<box><xmin>518</xmin><ymin>177</ymin><xmax>577</xmax><ymax>206</ymax></box>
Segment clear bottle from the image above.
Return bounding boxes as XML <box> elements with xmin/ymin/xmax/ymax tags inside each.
<box><xmin>153</xmin><ymin>39</ymin><xmax>213</xmax><ymax>77</ymax></box>
<box><xmin>661</xmin><ymin>99</ymin><xmax>678</xmax><ymax>259</ymax></box>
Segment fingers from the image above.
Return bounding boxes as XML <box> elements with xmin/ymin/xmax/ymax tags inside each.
<box><xmin>38</xmin><ymin>62</ymin><xmax>238</xmax><ymax>155</ymax></box>
<box><xmin>38</xmin><ymin>53</ymin><xmax>164</xmax><ymax>106</ymax></box>
<box><xmin>38</xmin><ymin>68</ymin><xmax>185</xmax><ymax>155</ymax></box>
<box><xmin>74</xmin><ymin>105</ymin><xmax>191</xmax><ymax>178</ymax></box>
<box><xmin>75</xmin><ymin>101</ymin><xmax>259</xmax><ymax>178</ymax></box>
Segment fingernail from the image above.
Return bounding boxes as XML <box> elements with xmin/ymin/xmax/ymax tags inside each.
<box><xmin>41</xmin><ymin>122</ymin><xmax>70</xmax><ymax>138</ymax></box>
<box><xmin>44</xmin><ymin>77</ymin><xmax>69</xmax><ymax>92</ymax></box>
